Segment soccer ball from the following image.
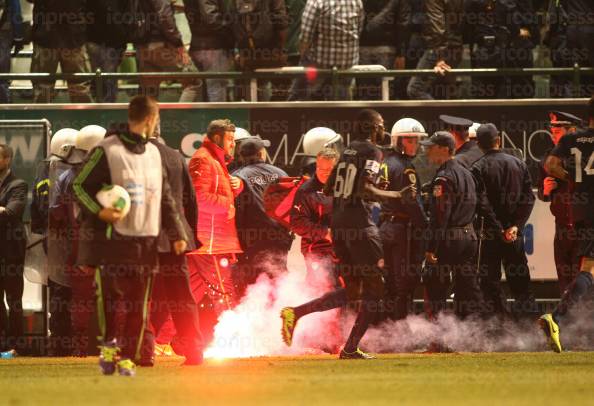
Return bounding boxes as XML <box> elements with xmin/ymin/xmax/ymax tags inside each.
<box><xmin>96</xmin><ymin>185</ymin><xmax>131</xmax><ymax>218</ymax></box>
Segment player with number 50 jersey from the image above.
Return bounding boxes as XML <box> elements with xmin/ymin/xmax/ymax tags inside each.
<box><xmin>328</xmin><ymin>139</ymin><xmax>384</xmax><ymax>229</ymax></box>
<box><xmin>280</xmin><ymin>110</ymin><xmax>415</xmax><ymax>359</ymax></box>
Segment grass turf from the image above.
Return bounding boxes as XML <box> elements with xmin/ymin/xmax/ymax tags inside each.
<box><xmin>0</xmin><ymin>353</ymin><xmax>593</xmax><ymax>405</ymax></box>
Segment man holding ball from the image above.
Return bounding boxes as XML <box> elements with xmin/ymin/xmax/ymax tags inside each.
<box><xmin>73</xmin><ymin>96</ymin><xmax>188</xmax><ymax>376</ymax></box>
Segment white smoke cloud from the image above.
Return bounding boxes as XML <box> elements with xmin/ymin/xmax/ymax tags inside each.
<box><xmin>365</xmin><ymin>303</ymin><xmax>594</xmax><ymax>353</ymax></box>
<box><xmin>360</xmin><ymin>314</ymin><xmax>546</xmax><ymax>353</ymax></box>
<box><xmin>204</xmin><ymin>240</ymin><xmax>594</xmax><ymax>358</ymax></box>
<box><xmin>204</xmin><ymin>262</ymin><xmax>344</xmax><ymax>359</ymax></box>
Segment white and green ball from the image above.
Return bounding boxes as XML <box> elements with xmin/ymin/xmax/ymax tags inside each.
<box><xmin>96</xmin><ymin>185</ymin><xmax>131</xmax><ymax>218</ymax></box>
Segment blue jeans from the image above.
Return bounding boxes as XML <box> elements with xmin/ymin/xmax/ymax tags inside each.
<box><xmin>87</xmin><ymin>42</ymin><xmax>126</xmax><ymax>103</ymax></box>
<box><xmin>0</xmin><ymin>31</ymin><xmax>13</xmax><ymax>103</ymax></box>
<box><xmin>189</xmin><ymin>49</ymin><xmax>233</xmax><ymax>102</ymax></box>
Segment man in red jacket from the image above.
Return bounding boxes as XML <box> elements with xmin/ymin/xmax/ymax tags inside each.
<box><xmin>187</xmin><ymin>119</ymin><xmax>243</xmax><ymax>342</ymax></box>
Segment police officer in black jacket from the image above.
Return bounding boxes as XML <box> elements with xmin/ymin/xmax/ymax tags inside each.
<box><xmin>537</xmin><ymin>111</ymin><xmax>584</xmax><ymax>294</ymax></box>
<box><xmin>379</xmin><ymin>118</ymin><xmax>428</xmax><ymax>320</ymax></box>
<box><xmin>440</xmin><ymin>115</ymin><xmax>484</xmax><ymax>169</ymax></box>
<box><xmin>291</xmin><ymin>148</ymin><xmax>339</xmax><ymax>286</ymax></box>
<box><xmin>471</xmin><ymin>124</ymin><xmax>536</xmax><ymax>316</ymax></box>
<box><xmin>421</xmin><ymin>132</ymin><xmax>485</xmax><ymax>320</ymax></box>
<box><xmin>0</xmin><ymin>144</ymin><xmax>28</xmax><ymax>353</ymax></box>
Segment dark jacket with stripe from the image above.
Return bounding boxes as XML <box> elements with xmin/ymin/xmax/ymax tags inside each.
<box><xmin>0</xmin><ymin>170</ymin><xmax>28</xmax><ymax>260</ymax></box>
<box><xmin>73</xmin><ymin>130</ymin><xmax>187</xmax><ymax>268</ymax></box>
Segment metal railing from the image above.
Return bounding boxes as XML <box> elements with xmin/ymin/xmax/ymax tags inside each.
<box><xmin>1</xmin><ymin>65</ymin><xmax>592</xmax><ymax>102</ymax></box>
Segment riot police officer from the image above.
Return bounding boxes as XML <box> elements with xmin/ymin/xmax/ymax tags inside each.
<box><xmin>379</xmin><ymin>118</ymin><xmax>428</xmax><ymax>320</ymax></box>
<box><xmin>45</xmin><ymin>128</ymin><xmax>83</xmax><ymax>356</ymax></box>
<box><xmin>299</xmin><ymin>127</ymin><xmax>344</xmax><ymax>177</ymax></box>
<box><xmin>421</xmin><ymin>131</ymin><xmax>485</xmax><ymax>320</ymax></box>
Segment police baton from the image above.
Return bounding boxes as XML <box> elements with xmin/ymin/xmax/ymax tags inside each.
<box><xmin>476</xmin><ymin>216</ymin><xmax>485</xmax><ymax>274</ymax></box>
<box><xmin>405</xmin><ymin>222</ymin><xmax>412</xmax><ymax>280</ymax></box>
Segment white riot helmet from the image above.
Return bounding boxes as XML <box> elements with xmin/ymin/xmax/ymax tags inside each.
<box><xmin>390</xmin><ymin>118</ymin><xmax>427</xmax><ymax>147</ymax></box>
<box><xmin>233</xmin><ymin>127</ymin><xmax>271</xmax><ymax>150</ymax></box>
<box><xmin>303</xmin><ymin>127</ymin><xmax>343</xmax><ymax>157</ymax></box>
<box><xmin>234</xmin><ymin>127</ymin><xmax>252</xmax><ymax>142</ymax></box>
<box><xmin>50</xmin><ymin>128</ymin><xmax>78</xmax><ymax>158</ymax></box>
<box><xmin>468</xmin><ymin>122</ymin><xmax>481</xmax><ymax>139</ymax></box>
<box><xmin>76</xmin><ymin>125</ymin><xmax>106</xmax><ymax>152</ymax></box>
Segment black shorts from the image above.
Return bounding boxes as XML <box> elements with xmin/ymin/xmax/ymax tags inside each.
<box><xmin>331</xmin><ymin>225</ymin><xmax>384</xmax><ymax>301</ymax></box>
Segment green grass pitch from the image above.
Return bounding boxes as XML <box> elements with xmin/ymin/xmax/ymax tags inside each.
<box><xmin>1</xmin><ymin>353</ymin><xmax>593</xmax><ymax>405</ymax></box>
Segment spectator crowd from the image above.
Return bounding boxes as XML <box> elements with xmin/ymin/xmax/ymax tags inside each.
<box><xmin>0</xmin><ymin>0</ymin><xmax>592</xmax><ymax>103</ymax></box>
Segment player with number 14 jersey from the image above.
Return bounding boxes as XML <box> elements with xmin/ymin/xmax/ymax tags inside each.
<box><xmin>551</xmin><ymin>125</ymin><xmax>594</xmax><ymax>236</ymax></box>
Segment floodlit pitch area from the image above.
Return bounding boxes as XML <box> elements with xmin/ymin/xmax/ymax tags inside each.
<box><xmin>2</xmin><ymin>353</ymin><xmax>594</xmax><ymax>405</ymax></box>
